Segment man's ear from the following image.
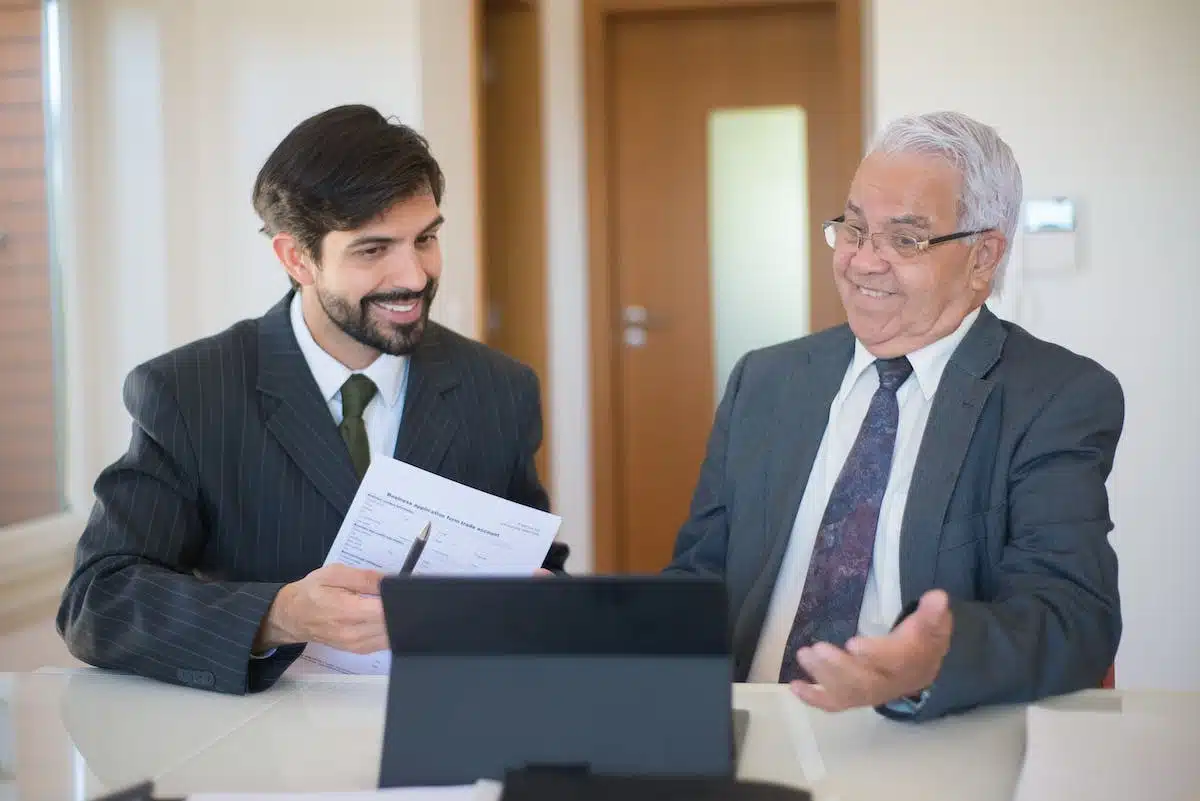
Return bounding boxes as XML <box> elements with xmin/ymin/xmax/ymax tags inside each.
<box><xmin>272</xmin><ymin>232</ymin><xmax>317</xmax><ymax>287</ymax></box>
<box><xmin>968</xmin><ymin>230</ymin><xmax>1006</xmax><ymax>291</ymax></box>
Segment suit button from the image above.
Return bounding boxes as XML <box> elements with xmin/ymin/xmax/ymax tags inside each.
<box><xmin>176</xmin><ymin>668</ymin><xmax>215</xmax><ymax>688</ymax></box>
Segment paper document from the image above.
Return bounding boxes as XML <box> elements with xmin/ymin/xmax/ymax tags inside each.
<box><xmin>1013</xmin><ymin>701</ymin><xmax>1199</xmax><ymax>801</ymax></box>
<box><xmin>299</xmin><ymin>457</ymin><xmax>562</xmax><ymax>675</ymax></box>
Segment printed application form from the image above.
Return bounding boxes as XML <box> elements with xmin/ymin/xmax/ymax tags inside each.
<box><xmin>299</xmin><ymin>457</ymin><xmax>562</xmax><ymax>674</ymax></box>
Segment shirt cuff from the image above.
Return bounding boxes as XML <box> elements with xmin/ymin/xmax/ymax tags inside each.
<box><xmin>884</xmin><ymin>685</ymin><xmax>933</xmax><ymax>717</ymax></box>
<box><xmin>250</xmin><ymin>648</ymin><xmax>277</xmax><ymax>660</ymax></box>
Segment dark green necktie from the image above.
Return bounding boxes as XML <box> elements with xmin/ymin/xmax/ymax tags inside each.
<box><xmin>339</xmin><ymin>374</ymin><xmax>377</xmax><ymax>480</ymax></box>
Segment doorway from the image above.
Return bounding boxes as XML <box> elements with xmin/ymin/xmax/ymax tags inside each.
<box><xmin>585</xmin><ymin>0</ymin><xmax>865</xmax><ymax>572</ymax></box>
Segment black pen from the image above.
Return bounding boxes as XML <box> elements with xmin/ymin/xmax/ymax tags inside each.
<box><xmin>399</xmin><ymin>521</ymin><xmax>431</xmax><ymax>574</ymax></box>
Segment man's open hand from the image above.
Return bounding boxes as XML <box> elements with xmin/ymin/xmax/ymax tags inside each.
<box><xmin>788</xmin><ymin>589</ymin><xmax>953</xmax><ymax>712</ymax></box>
<box><xmin>256</xmin><ymin>564</ymin><xmax>387</xmax><ymax>654</ymax></box>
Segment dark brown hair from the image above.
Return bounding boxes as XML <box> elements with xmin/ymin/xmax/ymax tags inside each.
<box><xmin>252</xmin><ymin>104</ymin><xmax>445</xmax><ymax>268</ymax></box>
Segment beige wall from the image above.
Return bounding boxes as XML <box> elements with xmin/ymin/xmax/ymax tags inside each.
<box><xmin>419</xmin><ymin>0</ymin><xmax>483</xmax><ymax>340</ymax></box>
<box><xmin>539</xmin><ymin>0</ymin><xmax>593</xmax><ymax>569</ymax></box>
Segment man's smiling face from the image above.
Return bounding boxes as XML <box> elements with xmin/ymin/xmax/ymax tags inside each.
<box><xmin>833</xmin><ymin>151</ymin><xmax>998</xmax><ymax>357</ymax></box>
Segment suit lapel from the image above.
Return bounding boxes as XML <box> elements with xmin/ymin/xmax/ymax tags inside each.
<box><xmin>763</xmin><ymin>333</ymin><xmax>855</xmax><ymax>572</ymax></box>
<box><xmin>256</xmin><ymin>293</ymin><xmax>360</xmax><ymax>519</ymax></box>
<box><xmin>899</xmin><ymin>306</ymin><xmax>1007</xmax><ymax>602</ymax></box>
<box><xmin>393</xmin><ymin>324</ymin><xmax>461</xmax><ymax>473</ymax></box>
<box><xmin>733</xmin><ymin>329</ymin><xmax>854</xmax><ymax>663</ymax></box>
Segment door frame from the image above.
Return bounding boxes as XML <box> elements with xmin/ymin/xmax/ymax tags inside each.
<box><xmin>475</xmin><ymin>0</ymin><xmax>552</xmax><ymax>482</ymax></box>
<box><xmin>583</xmin><ymin>0</ymin><xmax>866</xmax><ymax>572</ymax></box>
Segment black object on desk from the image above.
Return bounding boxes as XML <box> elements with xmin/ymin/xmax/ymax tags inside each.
<box><xmin>541</xmin><ymin>541</ymin><xmax>570</xmax><ymax>573</ymax></box>
<box><xmin>377</xmin><ymin>574</ymin><xmax>737</xmax><ymax>788</ymax></box>
<box><xmin>88</xmin><ymin>782</ymin><xmax>183</xmax><ymax>801</ymax></box>
<box><xmin>500</xmin><ymin>768</ymin><xmax>812</xmax><ymax>801</ymax></box>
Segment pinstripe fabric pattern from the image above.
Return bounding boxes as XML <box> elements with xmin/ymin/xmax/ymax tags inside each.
<box><xmin>56</xmin><ymin>292</ymin><xmax>551</xmax><ymax>694</ymax></box>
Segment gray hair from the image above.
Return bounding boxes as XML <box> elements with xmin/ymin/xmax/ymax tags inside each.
<box><xmin>869</xmin><ymin>111</ymin><xmax>1023</xmax><ymax>291</ymax></box>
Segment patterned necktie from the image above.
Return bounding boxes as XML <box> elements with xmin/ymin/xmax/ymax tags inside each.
<box><xmin>779</xmin><ymin>356</ymin><xmax>913</xmax><ymax>683</ymax></box>
<box><xmin>339</xmin><ymin>374</ymin><xmax>377</xmax><ymax>480</ymax></box>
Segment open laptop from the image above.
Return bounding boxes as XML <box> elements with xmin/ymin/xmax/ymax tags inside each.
<box><xmin>377</xmin><ymin>574</ymin><xmax>746</xmax><ymax>788</ymax></box>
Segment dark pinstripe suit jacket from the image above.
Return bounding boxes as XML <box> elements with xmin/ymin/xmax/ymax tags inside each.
<box><xmin>57</xmin><ymin>292</ymin><xmax>555</xmax><ymax>694</ymax></box>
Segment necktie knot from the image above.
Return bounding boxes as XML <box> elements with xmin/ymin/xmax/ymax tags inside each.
<box><xmin>875</xmin><ymin>357</ymin><xmax>913</xmax><ymax>392</ymax></box>
<box><xmin>340</xmin><ymin>374</ymin><xmax>377</xmax><ymax>420</ymax></box>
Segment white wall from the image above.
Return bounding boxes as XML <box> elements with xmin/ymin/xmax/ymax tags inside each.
<box><xmin>419</xmin><ymin>0</ymin><xmax>482</xmax><ymax>339</ymax></box>
<box><xmin>872</xmin><ymin>0</ymin><xmax>1200</xmax><ymax>692</ymax></box>
<box><xmin>56</xmin><ymin>0</ymin><xmax>478</xmax><ymax>511</ymax></box>
<box><xmin>540</xmin><ymin>0</ymin><xmax>593</xmax><ymax>570</ymax></box>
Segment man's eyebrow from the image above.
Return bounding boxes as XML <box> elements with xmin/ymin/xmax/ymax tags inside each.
<box><xmin>420</xmin><ymin>215</ymin><xmax>445</xmax><ymax>235</ymax></box>
<box><xmin>845</xmin><ymin>203</ymin><xmax>932</xmax><ymax>228</ymax></box>
<box><xmin>345</xmin><ymin>234</ymin><xmax>395</xmax><ymax>249</ymax></box>
<box><xmin>344</xmin><ymin>215</ymin><xmax>445</xmax><ymax>249</ymax></box>
<box><xmin>887</xmin><ymin>214</ymin><xmax>932</xmax><ymax>227</ymax></box>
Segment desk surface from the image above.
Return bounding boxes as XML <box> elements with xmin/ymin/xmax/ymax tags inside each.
<box><xmin>0</xmin><ymin>669</ymin><xmax>1193</xmax><ymax>801</ymax></box>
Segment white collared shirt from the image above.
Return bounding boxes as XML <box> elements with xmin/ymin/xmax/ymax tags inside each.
<box><xmin>747</xmin><ymin>308</ymin><xmax>981</xmax><ymax>682</ymax></box>
<box><xmin>289</xmin><ymin>292</ymin><xmax>410</xmax><ymax>462</ymax></box>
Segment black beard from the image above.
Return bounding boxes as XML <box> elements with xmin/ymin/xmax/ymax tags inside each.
<box><xmin>317</xmin><ymin>279</ymin><xmax>438</xmax><ymax>356</ymax></box>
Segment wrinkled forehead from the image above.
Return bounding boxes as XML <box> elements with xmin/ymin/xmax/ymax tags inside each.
<box><xmin>845</xmin><ymin>151</ymin><xmax>963</xmax><ymax>230</ymax></box>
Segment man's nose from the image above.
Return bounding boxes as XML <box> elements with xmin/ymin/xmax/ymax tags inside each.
<box><xmin>848</xmin><ymin>236</ymin><xmax>889</xmax><ymax>274</ymax></box>
<box><xmin>386</xmin><ymin>243</ymin><xmax>429</xmax><ymax>286</ymax></box>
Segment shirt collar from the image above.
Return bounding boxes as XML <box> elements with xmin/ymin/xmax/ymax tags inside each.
<box><xmin>842</xmin><ymin>306</ymin><xmax>982</xmax><ymax>402</ymax></box>
<box><xmin>289</xmin><ymin>292</ymin><xmax>408</xmax><ymax>408</ymax></box>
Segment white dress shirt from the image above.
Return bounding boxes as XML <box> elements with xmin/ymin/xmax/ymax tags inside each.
<box><xmin>252</xmin><ymin>297</ymin><xmax>411</xmax><ymax>661</ymax></box>
<box><xmin>289</xmin><ymin>292</ymin><xmax>409</xmax><ymax>461</ymax></box>
<box><xmin>747</xmin><ymin>308</ymin><xmax>981</xmax><ymax>682</ymax></box>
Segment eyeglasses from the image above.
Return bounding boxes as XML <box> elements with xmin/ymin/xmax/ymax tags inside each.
<box><xmin>822</xmin><ymin>216</ymin><xmax>991</xmax><ymax>260</ymax></box>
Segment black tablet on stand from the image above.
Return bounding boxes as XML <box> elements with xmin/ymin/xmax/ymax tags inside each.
<box><xmin>377</xmin><ymin>574</ymin><xmax>740</xmax><ymax>788</ymax></box>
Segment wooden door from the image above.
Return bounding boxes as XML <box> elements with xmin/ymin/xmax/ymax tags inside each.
<box><xmin>479</xmin><ymin>0</ymin><xmax>550</xmax><ymax>483</ymax></box>
<box><xmin>0</xmin><ymin>0</ymin><xmax>59</xmax><ymax>525</ymax></box>
<box><xmin>588</xmin><ymin>1</ymin><xmax>861</xmax><ymax>572</ymax></box>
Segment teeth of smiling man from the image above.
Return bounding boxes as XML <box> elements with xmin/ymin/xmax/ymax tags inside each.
<box><xmin>378</xmin><ymin>301</ymin><xmax>418</xmax><ymax>313</ymax></box>
<box><xmin>857</xmin><ymin>286</ymin><xmax>890</xmax><ymax>299</ymax></box>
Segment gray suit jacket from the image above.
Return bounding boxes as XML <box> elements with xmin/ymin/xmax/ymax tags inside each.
<box><xmin>58</xmin><ymin>292</ymin><xmax>552</xmax><ymax>694</ymax></box>
<box><xmin>666</xmin><ymin>306</ymin><xmax>1124</xmax><ymax>720</ymax></box>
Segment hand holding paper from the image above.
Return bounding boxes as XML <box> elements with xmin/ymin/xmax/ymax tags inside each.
<box><xmin>256</xmin><ymin>564</ymin><xmax>388</xmax><ymax>654</ymax></box>
<box><xmin>299</xmin><ymin>456</ymin><xmax>563</xmax><ymax>674</ymax></box>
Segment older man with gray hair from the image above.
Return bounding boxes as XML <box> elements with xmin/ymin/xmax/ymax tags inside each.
<box><xmin>666</xmin><ymin>110</ymin><xmax>1124</xmax><ymax>720</ymax></box>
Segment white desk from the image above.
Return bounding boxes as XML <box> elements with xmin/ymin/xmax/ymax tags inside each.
<box><xmin>0</xmin><ymin>669</ymin><xmax>1193</xmax><ymax>801</ymax></box>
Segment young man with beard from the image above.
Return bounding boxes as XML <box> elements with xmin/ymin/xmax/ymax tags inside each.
<box><xmin>57</xmin><ymin>105</ymin><xmax>560</xmax><ymax>694</ymax></box>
